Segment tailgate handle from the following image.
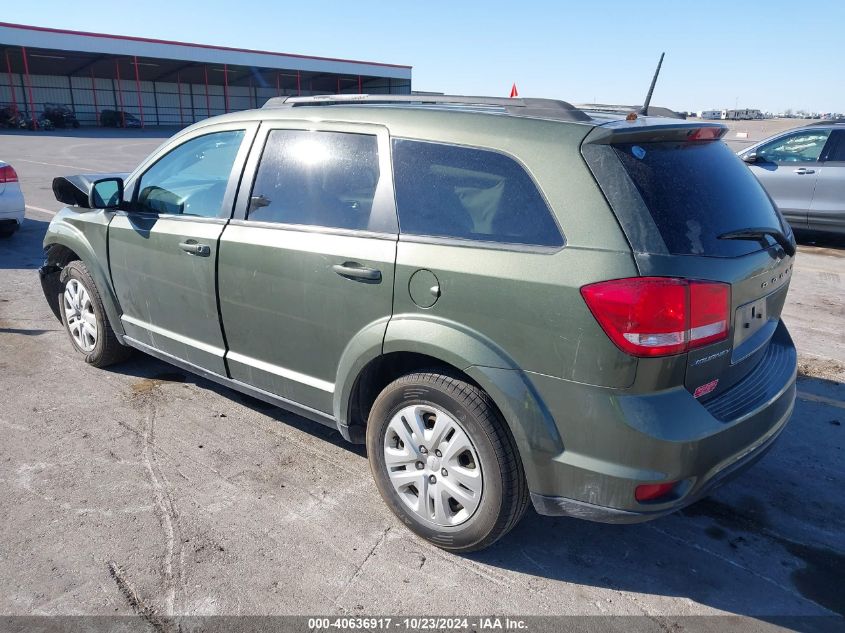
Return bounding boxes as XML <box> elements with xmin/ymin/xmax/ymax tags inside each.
<box><xmin>793</xmin><ymin>168</ymin><xmax>815</xmax><ymax>175</ymax></box>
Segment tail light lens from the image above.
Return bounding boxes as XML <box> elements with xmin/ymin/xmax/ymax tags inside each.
<box><xmin>686</xmin><ymin>127</ymin><xmax>724</xmax><ymax>141</ymax></box>
<box><xmin>580</xmin><ymin>277</ymin><xmax>730</xmax><ymax>357</ymax></box>
<box><xmin>0</xmin><ymin>165</ymin><xmax>18</xmax><ymax>183</ymax></box>
<box><xmin>689</xmin><ymin>282</ymin><xmax>730</xmax><ymax>347</ymax></box>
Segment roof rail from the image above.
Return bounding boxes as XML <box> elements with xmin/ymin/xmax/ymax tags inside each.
<box><xmin>575</xmin><ymin>103</ymin><xmax>685</xmax><ymax>120</ymax></box>
<box><xmin>807</xmin><ymin>119</ymin><xmax>845</xmax><ymax>126</ymax></box>
<box><xmin>262</xmin><ymin>93</ymin><xmax>593</xmax><ymax>122</ymax></box>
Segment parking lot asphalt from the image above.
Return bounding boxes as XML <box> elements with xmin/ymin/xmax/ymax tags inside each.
<box><xmin>1</xmin><ymin>129</ymin><xmax>843</xmax><ymax>627</ymax></box>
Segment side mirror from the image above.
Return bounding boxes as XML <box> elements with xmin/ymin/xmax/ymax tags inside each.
<box><xmin>742</xmin><ymin>153</ymin><xmax>759</xmax><ymax>164</ymax></box>
<box><xmin>89</xmin><ymin>177</ymin><xmax>124</xmax><ymax>209</ymax></box>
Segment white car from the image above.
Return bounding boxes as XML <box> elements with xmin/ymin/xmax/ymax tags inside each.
<box><xmin>0</xmin><ymin>161</ymin><xmax>25</xmax><ymax>238</ymax></box>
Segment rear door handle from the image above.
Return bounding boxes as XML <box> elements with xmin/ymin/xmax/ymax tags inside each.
<box><xmin>793</xmin><ymin>168</ymin><xmax>815</xmax><ymax>175</ymax></box>
<box><xmin>332</xmin><ymin>263</ymin><xmax>382</xmax><ymax>282</ymax></box>
<box><xmin>179</xmin><ymin>241</ymin><xmax>211</xmax><ymax>256</ymax></box>
<box><xmin>249</xmin><ymin>194</ymin><xmax>271</xmax><ymax>210</ymax></box>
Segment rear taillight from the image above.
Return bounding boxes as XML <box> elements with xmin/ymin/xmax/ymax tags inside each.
<box><xmin>580</xmin><ymin>277</ymin><xmax>730</xmax><ymax>357</ymax></box>
<box><xmin>686</xmin><ymin>127</ymin><xmax>724</xmax><ymax>141</ymax></box>
<box><xmin>689</xmin><ymin>282</ymin><xmax>730</xmax><ymax>347</ymax></box>
<box><xmin>0</xmin><ymin>165</ymin><xmax>18</xmax><ymax>183</ymax></box>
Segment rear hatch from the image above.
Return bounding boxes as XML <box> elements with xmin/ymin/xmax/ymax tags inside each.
<box><xmin>581</xmin><ymin>118</ymin><xmax>796</xmax><ymax>401</ymax></box>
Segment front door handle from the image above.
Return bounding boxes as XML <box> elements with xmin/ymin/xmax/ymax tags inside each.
<box><xmin>179</xmin><ymin>241</ymin><xmax>211</xmax><ymax>257</ymax></box>
<box><xmin>793</xmin><ymin>168</ymin><xmax>815</xmax><ymax>175</ymax></box>
<box><xmin>332</xmin><ymin>263</ymin><xmax>382</xmax><ymax>282</ymax></box>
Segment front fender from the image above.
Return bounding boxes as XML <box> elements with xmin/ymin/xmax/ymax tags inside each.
<box><xmin>42</xmin><ymin>208</ymin><xmax>124</xmax><ymax>338</ymax></box>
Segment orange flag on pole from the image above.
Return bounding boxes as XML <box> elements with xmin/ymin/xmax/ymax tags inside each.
<box><xmin>509</xmin><ymin>83</ymin><xmax>519</xmax><ymax>98</ymax></box>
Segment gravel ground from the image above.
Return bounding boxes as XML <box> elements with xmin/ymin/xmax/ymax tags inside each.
<box><xmin>0</xmin><ymin>128</ymin><xmax>843</xmax><ymax>630</ymax></box>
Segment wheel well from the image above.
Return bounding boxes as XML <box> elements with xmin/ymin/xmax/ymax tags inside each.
<box><xmin>41</xmin><ymin>244</ymin><xmax>81</xmax><ymax>321</ymax></box>
<box><xmin>346</xmin><ymin>352</ymin><xmax>484</xmax><ymax>443</ymax></box>
<box><xmin>46</xmin><ymin>244</ymin><xmax>81</xmax><ymax>267</ymax></box>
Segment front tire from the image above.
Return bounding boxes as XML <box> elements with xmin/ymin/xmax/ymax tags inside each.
<box><xmin>59</xmin><ymin>260</ymin><xmax>131</xmax><ymax>367</ymax></box>
<box><xmin>366</xmin><ymin>372</ymin><xmax>529</xmax><ymax>553</ymax></box>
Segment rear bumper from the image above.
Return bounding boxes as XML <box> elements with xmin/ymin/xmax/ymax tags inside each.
<box><xmin>526</xmin><ymin>321</ymin><xmax>796</xmax><ymax>521</ymax></box>
<box><xmin>531</xmin><ymin>398</ymin><xmax>789</xmax><ymax>521</ymax></box>
<box><xmin>0</xmin><ymin>188</ymin><xmax>25</xmax><ymax>224</ymax></box>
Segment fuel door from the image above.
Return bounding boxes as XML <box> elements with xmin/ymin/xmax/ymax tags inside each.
<box><xmin>408</xmin><ymin>269</ymin><xmax>441</xmax><ymax>309</ymax></box>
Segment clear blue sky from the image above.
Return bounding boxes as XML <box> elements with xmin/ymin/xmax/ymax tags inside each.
<box><xmin>12</xmin><ymin>0</ymin><xmax>845</xmax><ymax>113</ymax></box>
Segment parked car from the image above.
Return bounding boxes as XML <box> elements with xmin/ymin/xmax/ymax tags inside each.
<box><xmin>0</xmin><ymin>161</ymin><xmax>25</xmax><ymax>237</ymax></box>
<box><xmin>1</xmin><ymin>105</ymin><xmax>55</xmax><ymax>130</ymax></box>
<box><xmin>28</xmin><ymin>115</ymin><xmax>54</xmax><ymax>131</ymax></box>
<box><xmin>40</xmin><ymin>95</ymin><xmax>797</xmax><ymax>552</ymax></box>
<box><xmin>739</xmin><ymin>122</ymin><xmax>845</xmax><ymax>235</ymax></box>
<box><xmin>42</xmin><ymin>103</ymin><xmax>80</xmax><ymax>128</ymax></box>
<box><xmin>99</xmin><ymin>109</ymin><xmax>141</xmax><ymax>128</ymax></box>
<box><xmin>0</xmin><ymin>105</ymin><xmax>28</xmax><ymax>129</ymax></box>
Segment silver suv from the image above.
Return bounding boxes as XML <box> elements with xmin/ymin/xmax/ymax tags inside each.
<box><xmin>739</xmin><ymin>122</ymin><xmax>845</xmax><ymax>234</ymax></box>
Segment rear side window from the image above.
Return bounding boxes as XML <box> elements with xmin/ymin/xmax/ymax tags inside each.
<box><xmin>392</xmin><ymin>139</ymin><xmax>562</xmax><ymax>247</ymax></box>
<box><xmin>247</xmin><ymin>130</ymin><xmax>379</xmax><ymax>231</ymax></box>
<box><xmin>613</xmin><ymin>140</ymin><xmax>786</xmax><ymax>257</ymax></box>
<box><xmin>825</xmin><ymin>130</ymin><xmax>845</xmax><ymax>161</ymax></box>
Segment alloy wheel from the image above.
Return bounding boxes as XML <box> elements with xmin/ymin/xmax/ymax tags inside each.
<box><xmin>64</xmin><ymin>279</ymin><xmax>97</xmax><ymax>352</ymax></box>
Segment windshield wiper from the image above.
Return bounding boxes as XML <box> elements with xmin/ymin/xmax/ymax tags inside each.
<box><xmin>718</xmin><ymin>227</ymin><xmax>796</xmax><ymax>257</ymax></box>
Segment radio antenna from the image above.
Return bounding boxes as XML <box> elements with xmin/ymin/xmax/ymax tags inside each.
<box><xmin>638</xmin><ymin>52</ymin><xmax>665</xmax><ymax>116</ymax></box>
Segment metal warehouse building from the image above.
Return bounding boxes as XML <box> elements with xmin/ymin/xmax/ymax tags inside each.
<box><xmin>0</xmin><ymin>22</ymin><xmax>412</xmax><ymax>128</ymax></box>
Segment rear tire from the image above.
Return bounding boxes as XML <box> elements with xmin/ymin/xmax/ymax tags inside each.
<box><xmin>366</xmin><ymin>372</ymin><xmax>529</xmax><ymax>553</ymax></box>
<box><xmin>59</xmin><ymin>260</ymin><xmax>131</xmax><ymax>367</ymax></box>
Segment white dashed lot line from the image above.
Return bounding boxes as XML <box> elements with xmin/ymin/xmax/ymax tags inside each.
<box><xmin>25</xmin><ymin>205</ymin><xmax>57</xmax><ymax>216</ymax></box>
<box><xmin>13</xmin><ymin>158</ymin><xmax>99</xmax><ymax>171</ymax></box>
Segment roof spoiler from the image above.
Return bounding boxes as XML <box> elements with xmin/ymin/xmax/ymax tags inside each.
<box><xmin>582</xmin><ymin>121</ymin><xmax>727</xmax><ymax>145</ymax></box>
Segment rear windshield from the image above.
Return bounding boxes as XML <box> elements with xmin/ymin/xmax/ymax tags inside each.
<box><xmin>613</xmin><ymin>140</ymin><xmax>786</xmax><ymax>257</ymax></box>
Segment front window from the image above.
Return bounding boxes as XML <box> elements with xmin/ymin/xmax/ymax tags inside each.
<box><xmin>755</xmin><ymin>130</ymin><xmax>831</xmax><ymax>163</ymax></box>
<box><xmin>135</xmin><ymin>130</ymin><xmax>245</xmax><ymax>217</ymax></box>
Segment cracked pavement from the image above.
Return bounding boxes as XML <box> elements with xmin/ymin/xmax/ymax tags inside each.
<box><xmin>0</xmin><ymin>129</ymin><xmax>843</xmax><ymax>626</ymax></box>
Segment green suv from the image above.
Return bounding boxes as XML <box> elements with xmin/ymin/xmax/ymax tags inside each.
<box><xmin>40</xmin><ymin>95</ymin><xmax>797</xmax><ymax>552</ymax></box>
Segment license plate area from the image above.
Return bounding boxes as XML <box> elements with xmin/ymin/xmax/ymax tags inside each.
<box><xmin>731</xmin><ymin>288</ymin><xmax>785</xmax><ymax>365</ymax></box>
<box><xmin>735</xmin><ymin>297</ymin><xmax>768</xmax><ymax>346</ymax></box>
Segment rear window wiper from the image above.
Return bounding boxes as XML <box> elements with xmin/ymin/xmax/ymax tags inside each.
<box><xmin>718</xmin><ymin>227</ymin><xmax>796</xmax><ymax>257</ymax></box>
